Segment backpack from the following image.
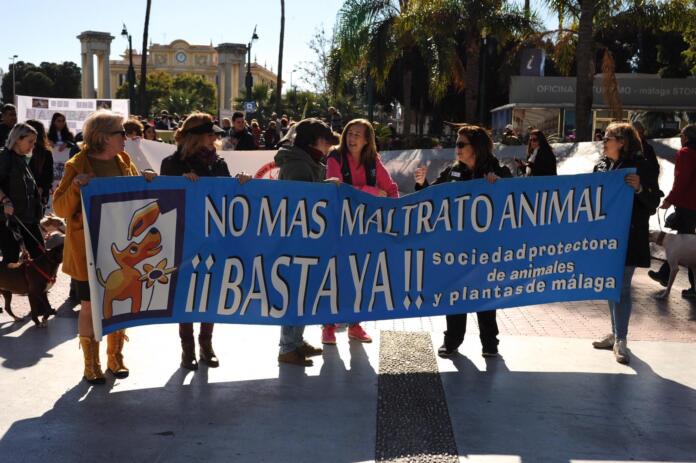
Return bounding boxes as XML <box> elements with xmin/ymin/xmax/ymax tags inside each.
<box><xmin>328</xmin><ymin>149</ymin><xmax>376</xmax><ymax>187</ymax></box>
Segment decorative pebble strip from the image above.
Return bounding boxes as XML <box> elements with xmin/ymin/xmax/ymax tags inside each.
<box><xmin>376</xmin><ymin>331</ymin><xmax>459</xmax><ymax>463</ymax></box>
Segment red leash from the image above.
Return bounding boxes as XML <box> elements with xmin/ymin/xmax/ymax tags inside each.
<box><xmin>25</xmin><ymin>258</ymin><xmax>57</xmax><ymax>285</ymax></box>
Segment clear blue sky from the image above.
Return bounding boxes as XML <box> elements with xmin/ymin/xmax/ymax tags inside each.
<box><xmin>1</xmin><ymin>0</ymin><xmax>554</xmax><ymax>89</ymax></box>
<box><xmin>0</xmin><ymin>0</ymin><xmax>347</xmax><ymax>89</ymax></box>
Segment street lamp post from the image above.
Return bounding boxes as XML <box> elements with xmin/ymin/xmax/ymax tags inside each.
<box><xmin>245</xmin><ymin>25</ymin><xmax>259</xmax><ymax>104</ymax></box>
<box><xmin>121</xmin><ymin>24</ymin><xmax>136</xmax><ymax>113</ymax></box>
<box><xmin>9</xmin><ymin>55</ymin><xmax>18</xmax><ymax>102</ymax></box>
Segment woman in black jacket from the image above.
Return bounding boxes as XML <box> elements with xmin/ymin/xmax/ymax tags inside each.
<box><xmin>516</xmin><ymin>129</ymin><xmax>557</xmax><ymax>177</ymax></box>
<box><xmin>414</xmin><ymin>125</ymin><xmax>511</xmax><ymax>358</ymax></box>
<box><xmin>0</xmin><ymin>123</ymin><xmax>44</xmax><ymax>262</ymax></box>
<box><xmin>160</xmin><ymin>113</ymin><xmax>231</xmax><ymax>371</ymax></box>
<box><xmin>26</xmin><ymin>120</ymin><xmax>54</xmax><ymax>211</ymax></box>
<box><xmin>591</xmin><ymin>122</ymin><xmax>660</xmax><ymax>364</ymax></box>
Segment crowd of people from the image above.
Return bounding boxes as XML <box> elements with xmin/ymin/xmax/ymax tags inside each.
<box><xmin>1</xmin><ymin>99</ymin><xmax>696</xmax><ymax>384</ymax></box>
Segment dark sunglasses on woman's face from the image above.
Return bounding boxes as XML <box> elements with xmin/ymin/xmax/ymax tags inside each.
<box><xmin>110</xmin><ymin>130</ymin><xmax>126</xmax><ymax>137</ymax></box>
<box><xmin>456</xmin><ymin>141</ymin><xmax>471</xmax><ymax>149</ymax></box>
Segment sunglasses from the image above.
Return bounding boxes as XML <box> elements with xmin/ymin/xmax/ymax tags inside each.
<box><xmin>602</xmin><ymin>136</ymin><xmax>621</xmax><ymax>143</ymax></box>
<box><xmin>456</xmin><ymin>141</ymin><xmax>472</xmax><ymax>149</ymax></box>
<box><xmin>110</xmin><ymin>130</ymin><xmax>126</xmax><ymax>137</ymax></box>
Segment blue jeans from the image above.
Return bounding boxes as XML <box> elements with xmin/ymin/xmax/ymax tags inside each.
<box><xmin>279</xmin><ymin>325</ymin><xmax>305</xmax><ymax>354</ymax></box>
<box><xmin>608</xmin><ymin>266</ymin><xmax>635</xmax><ymax>339</ymax></box>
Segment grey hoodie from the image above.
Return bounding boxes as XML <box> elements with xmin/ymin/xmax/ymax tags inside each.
<box><xmin>274</xmin><ymin>144</ymin><xmax>326</xmax><ymax>183</ymax></box>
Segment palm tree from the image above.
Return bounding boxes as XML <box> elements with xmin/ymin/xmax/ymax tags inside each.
<box><xmin>275</xmin><ymin>0</ymin><xmax>285</xmax><ymax>115</ymax></box>
<box><xmin>575</xmin><ymin>0</ymin><xmax>595</xmax><ymax>141</ymax></box>
<box><xmin>139</xmin><ymin>0</ymin><xmax>152</xmax><ymax>117</ymax></box>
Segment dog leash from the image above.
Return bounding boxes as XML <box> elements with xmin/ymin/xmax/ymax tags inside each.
<box><xmin>8</xmin><ymin>215</ymin><xmax>46</xmax><ymax>254</ymax></box>
<box><xmin>24</xmin><ymin>258</ymin><xmax>57</xmax><ymax>285</ymax></box>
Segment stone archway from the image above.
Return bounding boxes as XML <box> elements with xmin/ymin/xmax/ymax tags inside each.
<box><xmin>77</xmin><ymin>31</ymin><xmax>115</xmax><ymax>99</ymax></box>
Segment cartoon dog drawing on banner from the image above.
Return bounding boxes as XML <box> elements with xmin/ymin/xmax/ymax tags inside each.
<box><xmin>97</xmin><ymin>201</ymin><xmax>175</xmax><ymax>319</ymax></box>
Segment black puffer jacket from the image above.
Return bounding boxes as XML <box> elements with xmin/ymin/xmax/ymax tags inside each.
<box><xmin>415</xmin><ymin>154</ymin><xmax>512</xmax><ymax>191</ymax></box>
<box><xmin>160</xmin><ymin>150</ymin><xmax>231</xmax><ymax>178</ymax></box>
<box><xmin>594</xmin><ymin>154</ymin><xmax>660</xmax><ymax>267</ymax></box>
<box><xmin>0</xmin><ymin>148</ymin><xmax>43</xmax><ymax>223</ymax></box>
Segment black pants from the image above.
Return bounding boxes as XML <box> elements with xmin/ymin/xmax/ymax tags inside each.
<box><xmin>658</xmin><ymin>207</ymin><xmax>696</xmax><ymax>288</ymax></box>
<box><xmin>443</xmin><ymin>310</ymin><xmax>499</xmax><ymax>352</ymax></box>
<box><xmin>0</xmin><ymin>219</ymin><xmax>44</xmax><ymax>262</ymax></box>
<box><xmin>179</xmin><ymin>323</ymin><xmax>215</xmax><ymax>343</ymax></box>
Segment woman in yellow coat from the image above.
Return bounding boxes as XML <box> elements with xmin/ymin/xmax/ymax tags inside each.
<box><xmin>53</xmin><ymin>110</ymin><xmax>156</xmax><ymax>384</ymax></box>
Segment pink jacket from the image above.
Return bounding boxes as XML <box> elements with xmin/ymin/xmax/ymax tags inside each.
<box><xmin>326</xmin><ymin>153</ymin><xmax>399</xmax><ymax>198</ymax></box>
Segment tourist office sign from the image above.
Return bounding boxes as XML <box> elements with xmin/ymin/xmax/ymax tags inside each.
<box><xmin>81</xmin><ymin>171</ymin><xmax>634</xmax><ymax>339</ymax></box>
<box><xmin>509</xmin><ymin>76</ymin><xmax>696</xmax><ymax>109</ymax></box>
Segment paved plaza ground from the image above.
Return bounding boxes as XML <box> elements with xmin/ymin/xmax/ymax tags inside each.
<box><xmin>0</xmin><ymin>264</ymin><xmax>695</xmax><ymax>463</ymax></box>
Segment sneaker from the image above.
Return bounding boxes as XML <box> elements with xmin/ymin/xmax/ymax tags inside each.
<box><xmin>648</xmin><ymin>270</ymin><xmax>668</xmax><ymax>287</ymax></box>
<box><xmin>278</xmin><ymin>349</ymin><xmax>313</xmax><ymax>367</ymax></box>
<box><xmin>592</xmin><ymin>333</ymin><xmax>615</xmax><ymax>350</ymax></box>
<box><xmin>682</xmin><ymin>288</ymin><xmax>696</xmax><ymax>299</ymax></box>
<box><xmin>298</xmin><ymin>341</ymin><xmax>323</xmax><ymax>357</ymax></box>
<box><xmin>322</xmin><ymin>325</ymin><xmax>337</xmax><ymax>345</ymax></box>
<box><xmin>348</xmin><ymin>324</ymin><xmax>372</xmax><ymax>343</ymax></box>
<box><xmin>613</xmin><ymin>339</ymin><xmax>630</xmax><ymax>364</ymax></box>
<box><xmin>437</xmin><ymin>344</ymin><xmax>457</xmax><ymax>358</ymax></box>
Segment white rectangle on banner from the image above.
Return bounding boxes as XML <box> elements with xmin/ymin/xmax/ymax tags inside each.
<box><xmin>16</xmin><ymin>94</ymin><xmax>130</xmax><ymax>133</ymax></box>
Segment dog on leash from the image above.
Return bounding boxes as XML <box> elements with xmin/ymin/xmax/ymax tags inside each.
<box><xmin>40</xmin><ymin>214</ymin><xmax>66</xmax><ymax>238</ymax></box>
<box><xmin>96</xmin><ymin>201</ymin><xmax>162</xmax><ymax>319</ymax></box>
<box><xmin>648</xmin><ymin>230</ymin><xmax>696</xmax><ymax>299</ymax></box>
<box><xmin>0</xmin><ymin>232</ymin><xmax>64</xmax><ymax>326</ymax></box>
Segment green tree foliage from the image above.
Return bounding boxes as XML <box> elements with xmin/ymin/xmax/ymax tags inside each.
<box><xmin>1</xmin><ymin>61</ymin><xmax>81</xmax><ymax>103</ymax></box>
<box><xmin>117</xmin><ymin>72</ymin><xmax>216</xmax><ymax>116</ymax></box>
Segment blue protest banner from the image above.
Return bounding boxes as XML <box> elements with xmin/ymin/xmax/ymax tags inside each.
<box><xmin>81</xmin><ymin>171</ymin><xmax>633</xmax><ymax>337</ymax></box>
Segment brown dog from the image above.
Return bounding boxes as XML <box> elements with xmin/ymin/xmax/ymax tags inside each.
<box><xmin>0</xmin><ymin>233</ymin><xmax>64</xmax><ymax>326</ymax></box>
<box><xmin>96</xmin><ymin>201</ymin><xmax>162</xmax><ymax>319</ymax></box>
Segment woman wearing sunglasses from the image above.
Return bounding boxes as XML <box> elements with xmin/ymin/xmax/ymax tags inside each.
<box><xmin>414</xmin><ymin>125</ymin><xmax>511</xmax><ymax>358</ymax></box>
<box><xmin>591</xmin><ymin>122</ymin><xmax>660</xmax><ymax>364</ymax></box>
<box><xmin>53</xmin><ymin>110</ymin><xmax>157</xmax><ymax>385</ymax></box>
<box><xmin>516</xmin><ymin>129</ymin><xmax>557</xmax><ymax>177</ymax></box>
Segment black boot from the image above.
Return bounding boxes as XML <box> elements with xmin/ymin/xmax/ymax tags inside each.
<box><xmin>199</xmin><ymin>337</ymin><xmax>219</xmax><ymax>368</ymax></box>
<box><xmin>181</xmin><ymin>340</ymin><xmax>198</xmax><ymax>370</ymax></box>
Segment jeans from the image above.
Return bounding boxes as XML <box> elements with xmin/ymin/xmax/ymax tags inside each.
<box><xmin>609</xmin><ymin>266</ymin><xmax>636</xmax><ymax>340</ymax></box>
<box><xmin>279</xmin><ymin>325</ymin><xmax>305</xmax><ymax>354</ymax></box>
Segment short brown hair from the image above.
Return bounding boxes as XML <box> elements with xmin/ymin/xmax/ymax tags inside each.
<box><xmin>124</xmin><ymin>118</ymin><xmax>144</xmax><ymax>137</ymax></box>
<box><xmin>294</xmin><ymin>118</ymin><xmax>339</xmax><ymax>150</ymax></box>
<box><xmin>82</xmin><ymin>110</ymin><xmax>125</xmax><ymax>155</ymax></box>
<box><xmin>605</xmin><ymin>122</ymin><xmax>642</xmax><ymax>160</ymax></box>
<box><xmin>174</xmin><ymin>112</ymin><xmax>219</xmax><ymax>159</ymax></box>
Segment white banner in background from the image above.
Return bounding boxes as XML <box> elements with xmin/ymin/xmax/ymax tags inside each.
<box><xmin>16</xmin><ymin>95</ymin><xmax>130</xmax><ymax>133</ymax></box>
<box><xmin>126</xmin><ymin>139</ymin><xmax>277</xmax><ymax>178</ymax></box>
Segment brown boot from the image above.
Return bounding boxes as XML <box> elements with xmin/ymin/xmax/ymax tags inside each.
<box><xmin>106</xmin><ymin>330</ymin><xmax>129</xmax><ymax>378</ymax></box>
<box><xmin>79</xmin><ymin>335</ymin><xmax>105</xmax><ymax>384</ymax></box>
<box><xmin>199</xmin><ymin>337</ymin><xmax>219</xmax><ymax>368</ymax></box>
<box><xmin>181</xmin><ymin>340</ymin><xmax>198</xmax><ymax>370</ymax></box>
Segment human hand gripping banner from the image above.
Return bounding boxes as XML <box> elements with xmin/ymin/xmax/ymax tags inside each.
<box><xmin>81</xmin><ymin>170</ymin><xmax>634</xmax><ymax>339</ymax></box>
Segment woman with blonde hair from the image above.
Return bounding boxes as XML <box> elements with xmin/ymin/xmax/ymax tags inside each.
<box><xmin>53</xmin><ymin>110</ymin><xmax>156</xmax><ymax>384</ymax></box>
<box><xmin>322</xmin><ymin>118</ymin><xmax>399</xmax><ymax>345</ymax></box>
<box><xmin>160</xmin><ymin>112</ymin><xmax>250</xmax><ymax>370</ymax></box>
<box><xmin>592</xmin><ymin>122</ymin><xmax>660</xmax><ymax>364</ymax></box>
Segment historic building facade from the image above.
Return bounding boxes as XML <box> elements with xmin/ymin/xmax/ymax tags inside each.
<box><xmin>78</xmin><ymin>32</ymin><xmax>278</xmax><ymax>112</ymax></box>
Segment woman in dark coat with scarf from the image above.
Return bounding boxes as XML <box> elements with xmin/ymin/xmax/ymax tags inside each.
<box><xmin>591</xmin><ymin>122</ymin><xmax>660</xmax><ymax>364</ymax></box>
<box><xmin>161</xmin><ymin>112</ymin><xmax>249</xmax><ymax>371</ymax></box>
<box><xmin>414</xmin><ymin>125</ymin><xmax>511</xmax><ymax>359</ymax></box>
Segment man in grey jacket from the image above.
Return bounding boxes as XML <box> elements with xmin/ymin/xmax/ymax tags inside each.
<box><xmin>274</xmin><ymin>118</ymin><xmax>340</xmax><ymax>366</ymax></box>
